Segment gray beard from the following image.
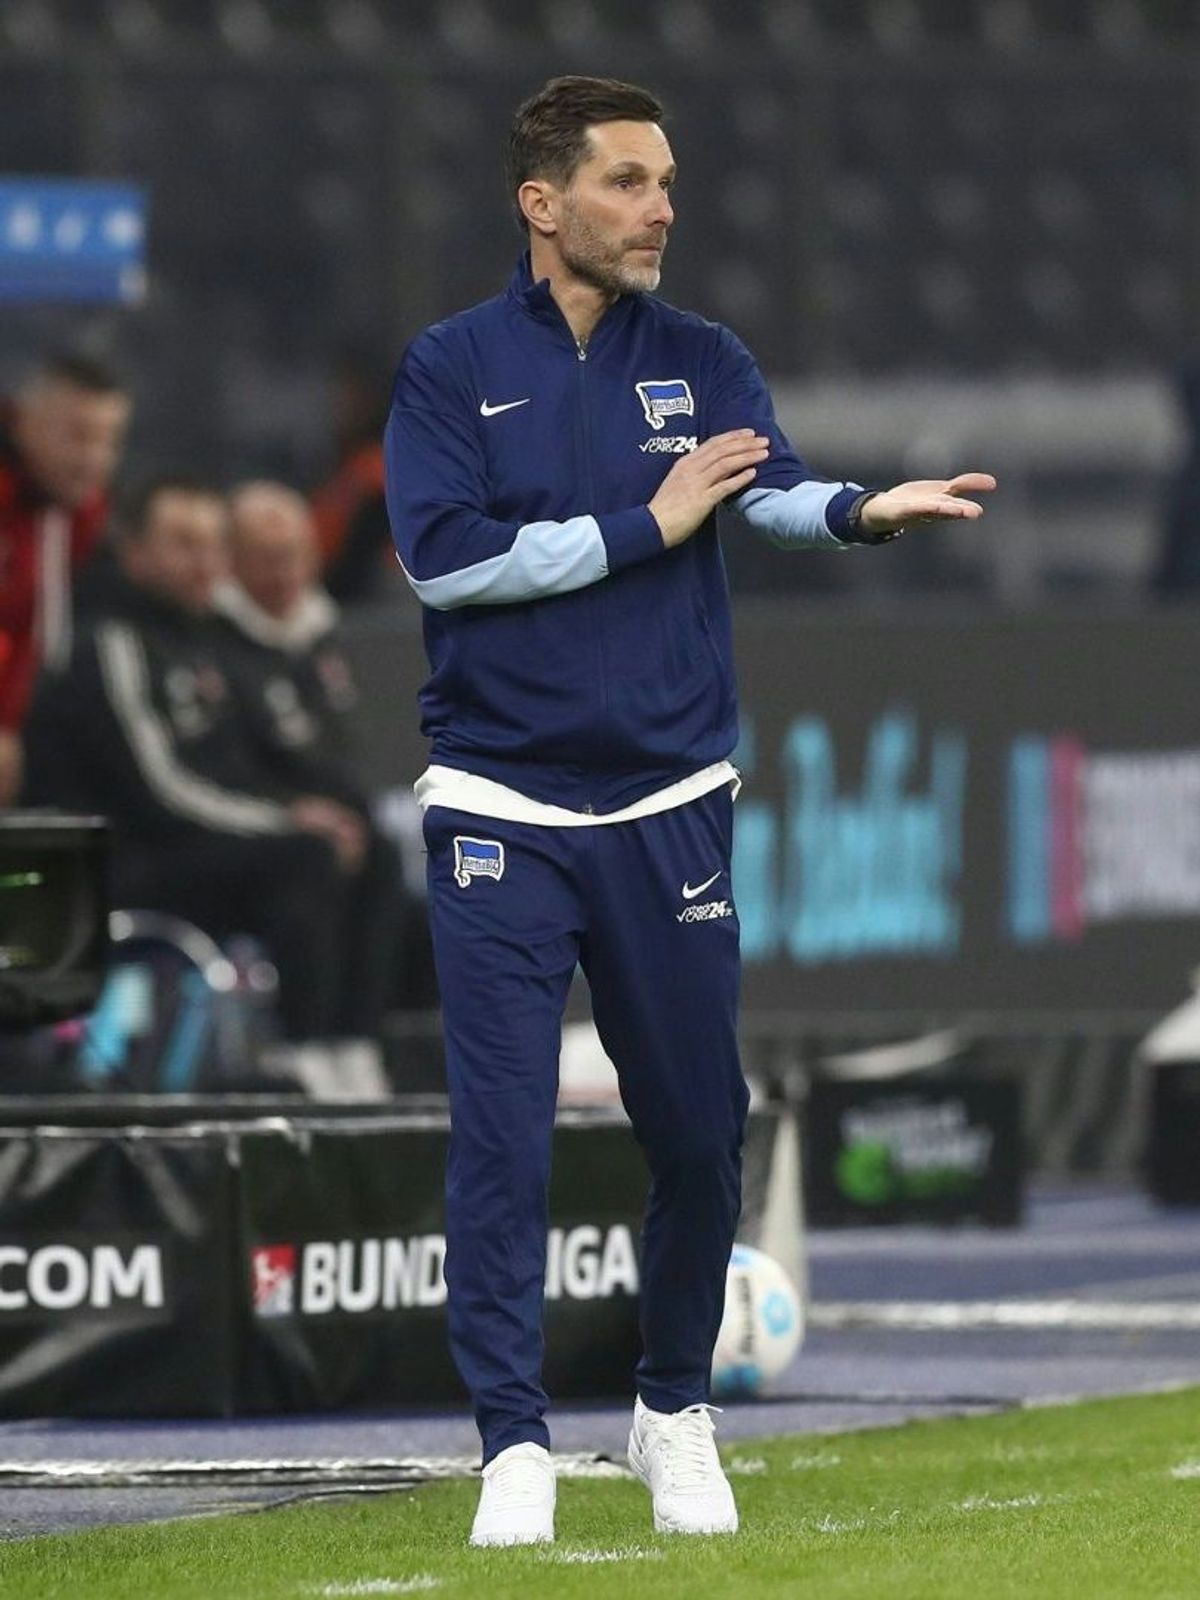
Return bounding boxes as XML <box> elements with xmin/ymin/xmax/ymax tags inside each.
<box><xmin>559</xmin><ymin>211</ymin><xmax>662</xmax><ymax>296</ymax></box>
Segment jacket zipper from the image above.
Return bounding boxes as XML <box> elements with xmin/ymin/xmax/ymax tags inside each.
<box><xmin>575</xmin><ymin>336</ymin><xmax>607</xmax><ymax>798</ymax></box>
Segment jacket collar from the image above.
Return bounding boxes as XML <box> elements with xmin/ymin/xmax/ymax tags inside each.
<box><xmin>213</xmin><ymin>579</ymin><xmax>338</xmax><ymax>653</ymax></box>
<box><xmin>505</xmin><ymin>252</ymin><xmax>638</xmax><ymax>350</ymax></box>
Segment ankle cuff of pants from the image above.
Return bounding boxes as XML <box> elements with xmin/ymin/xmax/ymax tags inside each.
<box><xmin>636</xmin><ymin>1381</ymin><xmax>710</xmax><ymax>1416</ymax></box>
<box><xmin>482</xmin><ymin>1419</ymin><xmax>551</xmax><ymax>1466</ymax></box>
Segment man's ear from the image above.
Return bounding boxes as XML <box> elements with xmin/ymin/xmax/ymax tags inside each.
<box><xmin>518</xmin><ymin>179</ymin><xmax>558</xmax><ymax>238</ymax></box>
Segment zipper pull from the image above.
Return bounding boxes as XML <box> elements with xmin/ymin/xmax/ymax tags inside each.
<box><xmin>576</xmin><ymin>338</ymin><xmax>587</xmax><ymax>361</ymax></box>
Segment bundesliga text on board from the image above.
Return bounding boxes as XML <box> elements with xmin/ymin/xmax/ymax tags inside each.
<box><xmin>250</xmin><ymin>1224</ymin><xmax>639</xmax><ymax>1319</ymax></box>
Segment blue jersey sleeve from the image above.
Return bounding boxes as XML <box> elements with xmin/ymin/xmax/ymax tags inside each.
<box><xmin>384</xmin><ymin>330</ymin><xmax>663</xmax><ymax>610</ymax></box>
<box><xmin>709</xmin><ymin>326</ymin><xmax>864</xmax><ymax>549</ymax></box>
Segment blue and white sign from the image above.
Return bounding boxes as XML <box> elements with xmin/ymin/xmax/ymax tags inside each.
<box><xmin>0</xmin><ymin>179</ymin><xmax>147</xmax><ymax>304</ymax></box>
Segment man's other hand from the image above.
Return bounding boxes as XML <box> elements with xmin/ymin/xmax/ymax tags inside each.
<box><xmin>860</xmin><ymin>473</ymin><xmax>997</xmax><ymax>537</ymax></box>
<box><xmin>648</xmin><ymin>429</ymin><xmax>770</xmax><ymax>549</ymax></box>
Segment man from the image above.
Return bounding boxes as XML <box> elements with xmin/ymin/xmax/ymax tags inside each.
<box><xmin>384</xmin><ymin>75</ymin><xmax>995</xmax><ymax>1546</ymax></box>
<box><xmin>215</xmin><ymin>480</ymin><xmax>435</xmax><ymax>1021</ymax></box>
<box><xmin>22</xmin><ymin>477</ymin><xmax>388</xmax><ymax>1095</ymax></box>
<box><xmin>0</xmin><ymin>353</ymin><xmax>131</xmax><ymax>805</ymax></box>
<box><xmin>217</xmin><ymin>480</ymin><xmax>364</xmax><ymax>804</ymax></box>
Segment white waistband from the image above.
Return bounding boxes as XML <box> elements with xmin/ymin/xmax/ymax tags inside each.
<box><xmin>414</xmin><ymin>760</ymin><xmax>739</xmax><ymax>827</ymax></box>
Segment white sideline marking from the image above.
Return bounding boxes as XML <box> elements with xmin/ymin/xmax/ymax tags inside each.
<box><xmin>815</xmin><ymin>1515</ymin><xmax>867</xmax><ymax>1534</ymax></box>
<box><xmin>549</xmin><ymin>1548</ymin><xmax>663</xmax><ymax>1564</ymax></box>
<box><xmin>1170</xmin><ymin>1460</ymin><xmax>1200</xmax><ymax>1479</ymax></box>
<box><xmin>815</xmin><ymin>1510</ymin><xmax>901</xmax><ymax>1534</ymax></box>
<box><xmin>809</xmin><ymin>1299</ymin><xmax>1200</xmax><ymax>1331</ymax></box>
<box><xmin>312</xmin><ymin>1581</ymin><xmax>440</xmax><ymax>1597</ymax></box>
<box><xmin>956</xmin><ymin>1493</ymin><xmax>1044</xmax><ymax>1512</ymax></box>
<box><xmin>790</xmin><ymin>1452</ymin><xmax>842</xmax><ymax>1471</ymax></box>
<box><xmin>0</xmin><ymin>1451</ymin><xmax>631</xmax><ymax>1490</ymax></box>
<box><xmin>728</xmin><ymin>1456</ymin><xmax>768</xmax><ymax>1475</ymax></box>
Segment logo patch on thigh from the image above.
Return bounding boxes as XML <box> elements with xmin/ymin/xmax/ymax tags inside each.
<box><xmin>453</xmin><ymin>836</ymin><xmax>505</xmax><ymax>888</ymax></box>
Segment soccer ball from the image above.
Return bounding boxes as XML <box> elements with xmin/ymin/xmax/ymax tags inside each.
<box><xmin>710</xmin><ymin>1244</ymin><xmax>804</xmax><ymax>1398</ymax></box>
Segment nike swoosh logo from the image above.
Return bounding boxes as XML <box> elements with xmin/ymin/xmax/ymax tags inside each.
<box><xmin>681</xmin><ymin>871</ymin><xmax>722</xmax><ymax>900</ymax></box>
<box><xmin>479</xmin><ymin>397</ymin><xmax>531</xmax><ymax>417</ymax></box>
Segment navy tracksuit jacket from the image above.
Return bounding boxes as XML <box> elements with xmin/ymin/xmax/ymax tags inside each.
<box><xmin>385</xmin><ymin>255</ymin><xmax>870</xmax><ymax>1457</ymax></box>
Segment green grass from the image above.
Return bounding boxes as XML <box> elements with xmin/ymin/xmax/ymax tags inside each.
<box><xmin>3</xmin><ymin>1389</ymin><xmax>1199</xmax><ymax>1600</ymax></box>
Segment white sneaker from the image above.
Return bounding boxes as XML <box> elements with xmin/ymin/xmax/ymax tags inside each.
<box><xmin>469</xmin><ymin>1442</ymin><xmax>556</xmax><ymax>1547</ymax></box>
<box><xmin>627</xmin><ymin>1397</ymin><xmax>739</xmax><ymax>1535</ymax></box>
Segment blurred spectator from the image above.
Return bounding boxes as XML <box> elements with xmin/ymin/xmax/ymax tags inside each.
<box><xmin>1154</xmin><ymin>363</ymin><xmax>1200</xmax><ymax>596</ymax></box>
<box><xmin>215</xmin><ymin>480</ymin><xmax>436</xmax><ymax>1010</ymax></box>
<box><xmin>21</xmin><ymin>476</ymin><xmax>397</xmax><ymax>1096</ymax></box>
<box><xmin>310</xmin><ymin>352</ymin><xmax>395</xmax><ymax>603</ymax></box>
<box><xmin>217</xmin><ymin>481</ymin><xmax>363</xmax><ymax>801</ymax></box>
<box><xmin>0</xmin><ymin>354</ymin><xmax>131</xmax><ymax>805</ymax></box>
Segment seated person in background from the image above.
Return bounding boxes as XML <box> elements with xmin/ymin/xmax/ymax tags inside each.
<box><xmin>21</xmin><ymin>475</ymin><xmax>397</xmax><ymax>1097</ymax></box>
<box><xmin>0</xmin><ymin>353</ymin><xmax>131</xmax><ymax>805</ymax></box>
<box><xmin>216</xmin><ymin>481</ymin><xmax>365</xmax><ymax>803</ymax></box>
<box><xmin>215</xmin><ymin>480</ymin><xmax>436</xmax><ymax>1012</ymax></box>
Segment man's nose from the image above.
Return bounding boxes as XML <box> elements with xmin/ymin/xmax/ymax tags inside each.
<box><xmin>648</xmin><ymin>189</ymin><xmax>673</xmax><ymax>227</ymax></box>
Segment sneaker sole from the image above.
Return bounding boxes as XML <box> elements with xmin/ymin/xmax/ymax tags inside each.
<box><xmin>469</xmin><ymin>1526</ymin><xmax>554</xmax><ymax>1548</ymax></box>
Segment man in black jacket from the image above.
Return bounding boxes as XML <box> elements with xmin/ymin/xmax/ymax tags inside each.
<box><xmin>215</xmin><ymin>479</ymin><xmax>435</xmax><ymax>1013</ymax></box>
<box><xmin>22</xmin><ymin>476</ymin><xmax>394</xmax><ymax>1092</ymax></box>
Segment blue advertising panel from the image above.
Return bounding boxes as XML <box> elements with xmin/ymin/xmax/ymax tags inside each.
<box><xmin>0</xmin><ymin>179</ymin><xmax>146</xmax><ymax>304</ymax></box>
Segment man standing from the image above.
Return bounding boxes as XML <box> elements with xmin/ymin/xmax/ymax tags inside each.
<box><xmin>384</xmin><ymin>75</ymin><xmax>994</xmax><ymax>1546</ymax></box>
<box><xmin>0</xmin><ymin>354</ymin><xmax>130</xmax><ymax>805</ymax></box>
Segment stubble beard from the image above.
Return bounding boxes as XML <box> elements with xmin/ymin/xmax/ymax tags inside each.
<box><xmin>559</xmin><ymin>203</ymin><xmax>663</xmax><ymax>296</ymax></box>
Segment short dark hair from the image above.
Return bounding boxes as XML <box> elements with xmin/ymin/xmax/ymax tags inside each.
<box><xmin>36</xmin><ymin>352</ymin><xmax>126</xmax><ymax>396</ymax></box>
<box><xmin>119</xmin><ymin>473</ymin><xmax>225</xmax><ymax>543</ymax></box>
<box><xmin>506</xmin><ymin>76</ymin><xmax>666</xmax><ymax>229</ymax></box>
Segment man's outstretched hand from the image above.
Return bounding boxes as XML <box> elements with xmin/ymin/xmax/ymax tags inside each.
<box><xmin>860</xmin><ymin>473</ymin><xmax>997</xmax><ymax>538</ymax></box>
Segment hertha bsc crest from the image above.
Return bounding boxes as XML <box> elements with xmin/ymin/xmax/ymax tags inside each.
<box><xmin>453</xmin><ymin>836</ymin><xmax>505</xmax><ymax>888</ymax></box>
<box><xmin>635</xmin><ymin>378</ymin><xmax>695</xmax><ymax>431</ymax></box>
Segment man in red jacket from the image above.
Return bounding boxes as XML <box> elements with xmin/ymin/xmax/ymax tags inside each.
<box><xmin>0</xmin><ymin>353</ymin><xmax>131</xmax><ymax>804</ymax></box>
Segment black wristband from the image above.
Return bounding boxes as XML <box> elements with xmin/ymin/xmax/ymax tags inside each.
<box><xmin>847</xmin><ymin>490</ymin><xmax>902</xmax><ymax>545</ymax></box>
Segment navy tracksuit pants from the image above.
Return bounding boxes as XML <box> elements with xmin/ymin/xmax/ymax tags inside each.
<box><xmin>424</xmin><ymin>784</ymin><xmax>749</xmax><ymax>1463</ymax></box>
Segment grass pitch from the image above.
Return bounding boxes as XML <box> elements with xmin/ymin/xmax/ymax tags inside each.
<box><xmin>3</xmin><ymin>1388</ymin><xmax>1198</xmax><ymax>1600</ymax></box>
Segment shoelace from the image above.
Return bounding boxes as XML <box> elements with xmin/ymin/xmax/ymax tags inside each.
<box><xmin>645</xmin><ymin>1403</ymin><xmax>724</xmax><ymax>1491</ymax></box>
<box><xmin>483</xmin><ymin>1447</ymin><xmax>551</xmax><ymax>1502</ymax></box>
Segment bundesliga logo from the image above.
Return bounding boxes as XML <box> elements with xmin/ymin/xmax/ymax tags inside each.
<box><xmin>249</xmin><ymin>1226</ymin><xmax>639</xmax><ymax>1319</ymax></box>
<box><xmin>251</xmin><ymin>1245</ymin><xmax>296</xmax><ymax>1317</ymax></box>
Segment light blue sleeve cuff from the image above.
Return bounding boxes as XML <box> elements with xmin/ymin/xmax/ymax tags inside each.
<box><xmin>732</xmin><ymin>481</ymin><xmax>863</xmax><ymax>550</ymax></box>
<box><xmin>403</xmin><ymin>515</ymin><xmax>608</xmax><ymax>609</ymax></box>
